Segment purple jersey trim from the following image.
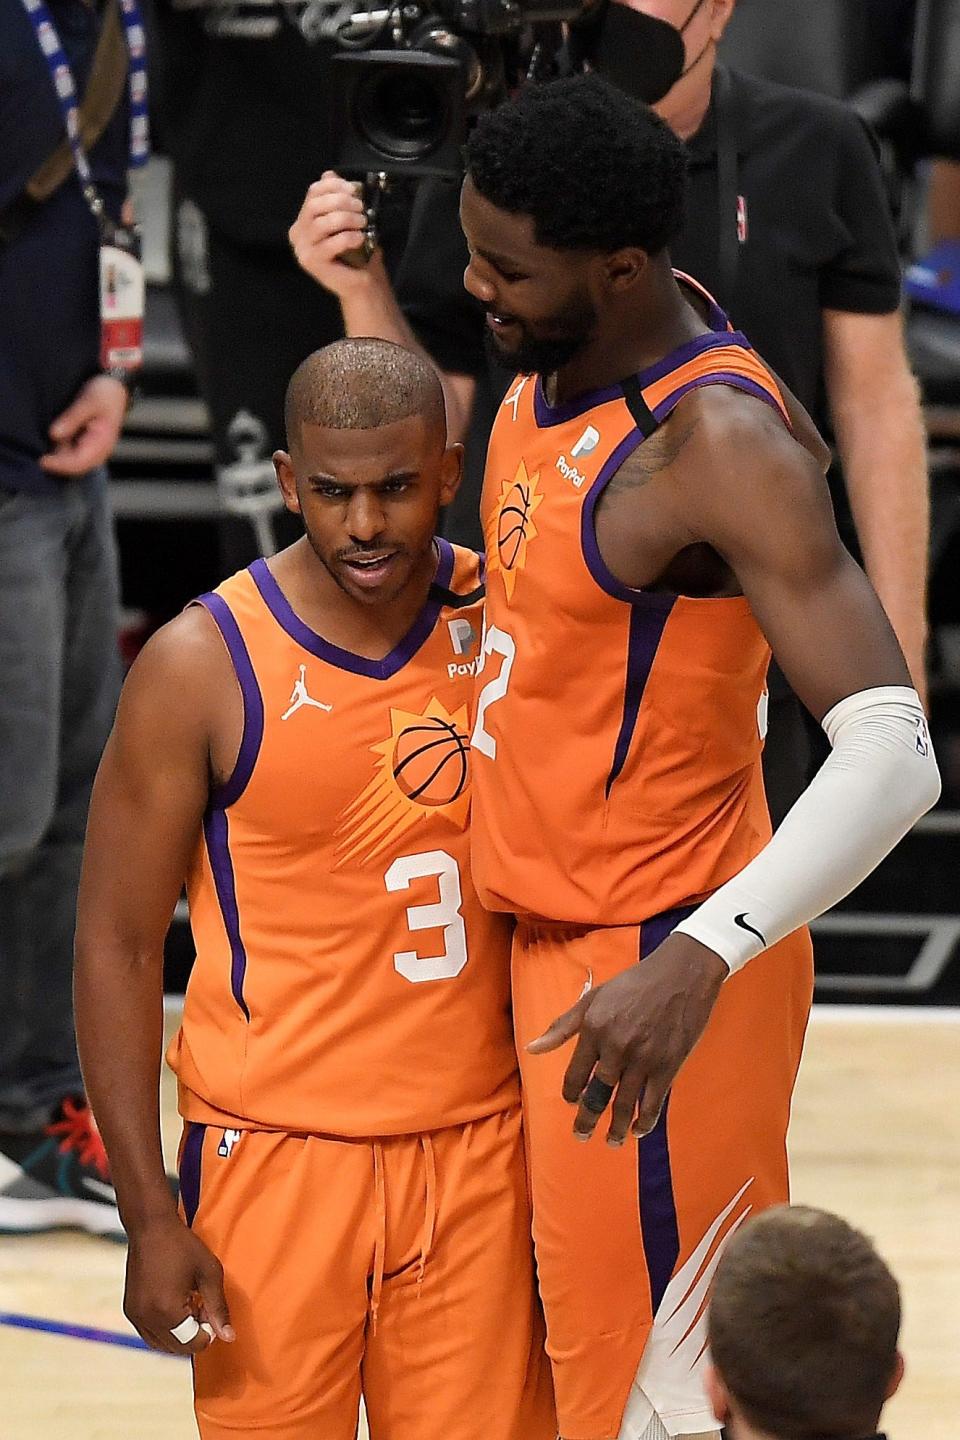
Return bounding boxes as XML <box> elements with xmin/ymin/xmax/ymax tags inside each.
<box><xmin>197</xmin><ymin>593</ymin><xmax>265</xmax><ymax>810</ymax></box>
<box><xmin>636</xmin><ymin>904</ymin><xmax>696</xmax><ymax>1316</ymax></box>
<box><xmin>533</xmin><ymin>376</ymin><xmax>623</xmax><ymax>428</ymax></box>
<box><xmin>652</xmin><ymin>372</ymin><xmax>785</xmax><ymax>425</ymax></box>
<box><xmin>532</xmin><ymin>330</ymin><xmax>752</xmax><ymax>430</ymax></box>
<box><xmin>203</xmin><ymin>807</ymin><xmax>250</xmax><ymax>1021</ymax></box>
<box><xmin>605</xmin><ymin>598</ymin><xmax>676</xmax><ymax>798</ymax></box>
<box><xmin>673</xmin><ymin>270</ymin><xmax>731</xmax><ymax>335</ymax></box>
<box><xmin>247</xmin><ymin>538</ymin><xmax>456</xmax><ymax>681</ymax></box>
<box><xmin>580</xmin><ymin>431</ymin><xmax>678</xmax><ymax>610</ymax></box>
<box><xmin>178</xmin><ymin>1122</ymin><xmax>206</xmax><ymax>1228</ymax></box>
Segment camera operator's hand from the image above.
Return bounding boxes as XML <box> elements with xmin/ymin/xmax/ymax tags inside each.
<box><xmin>289</xmin><ymin>173</ymin><xmax>384</xmax><ymax>298</ymax></box>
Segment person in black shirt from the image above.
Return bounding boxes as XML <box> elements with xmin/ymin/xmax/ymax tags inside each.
<box><xmin>706</xmin><ymin>1205</ymin><xmax>903</xmax><ymax>1440</ymax></box>
<box><xmin>290</xmin><ymin>0</ymin><xmax>929</xmax><ymax>817</ymax></box>
<box><xmin>151</xmin><ymin>4</ymin><xmax>358</xmax><ymax>566</ymax></box>
<box><xmin>0</xmin><ymin>0</ymin><xmax>133</xmax><ymax>1237</ymax></box>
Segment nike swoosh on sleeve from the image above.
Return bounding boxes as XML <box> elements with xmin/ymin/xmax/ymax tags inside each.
<box><xmin>734</xmin><ymin>913</ymin><xmax>766</xmax><ymax>945</ymax></box>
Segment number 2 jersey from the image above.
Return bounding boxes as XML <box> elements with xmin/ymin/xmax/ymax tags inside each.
<box><xmin>167</xmin><ymin>540</ymin><xmax>519</xmax><ymax>1137</ymax></box>
<box><xmin>471</xmin><ymin>308</ymin><xmax>793</xmax><ymax>927</ymax></box>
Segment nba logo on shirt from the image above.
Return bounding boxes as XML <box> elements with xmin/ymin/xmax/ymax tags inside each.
<box><xmin>448</xmin><ymin>618</ymin><xmax>476</xmax><ymax>656</ymax></box>
<box><xmin>737</xmin><ymin>195</ymin><xmax>749</xmax><ymax>244</ymax></box>
<box><xmin>571</xmin><ymin>425</ymin><xmax>600</xmax><ymax>459</ymax></box>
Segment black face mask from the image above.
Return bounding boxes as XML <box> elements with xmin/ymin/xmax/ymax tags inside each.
<box><xmin>584</xmin><ymin>0</ymin><xmax>711</xmax><ymax>106</ymax></box>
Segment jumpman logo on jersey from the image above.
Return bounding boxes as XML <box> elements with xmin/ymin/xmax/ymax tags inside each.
<box><xmin>282</xmin><ymin>665</ymin><xmax>333</xmax><ymax>720</ymax></box>
<box><xmin>503</xmin><ymin>377</ymin><xmax>528</xmax><ymax>422</ymax></box>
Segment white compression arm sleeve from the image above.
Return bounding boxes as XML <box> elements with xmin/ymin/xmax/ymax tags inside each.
<box><xmin>673</xmin><ymin>686</ymin><xmax>941</xmax><ymax>975</ymax></box>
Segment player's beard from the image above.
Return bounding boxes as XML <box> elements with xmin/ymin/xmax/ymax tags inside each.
<box><xmin>304</xmin><ymin>529</ymin><xmax>424</xmax><ymax>607</ymax></box>
<box><xmin>483</xmin><ymin>291</ymin><xmax>599</xmax><ymax>378</ymax></box>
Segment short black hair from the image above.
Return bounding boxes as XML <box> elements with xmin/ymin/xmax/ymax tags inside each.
<box><xmin>465</xmin><ymin>74</ymin><xmax>687</xmax><ymax>255</ymax></box>
<box><xmin>284</xmin><ymin>338</ymin><xmax>446</xmax><ymax>450</ymax></box>
<box><xmin>708</xmin><ymin>1206</ymin><xmax>901</xmax><ymax>1439</ymax></box>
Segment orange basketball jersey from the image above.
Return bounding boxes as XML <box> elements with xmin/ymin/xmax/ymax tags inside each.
<box><xmin>472</xmin><ymin>312</ymin><xmax>791</xmax><ymax>927</ymax></box>
<box><xmin>168</xmin><ymin>541</ymin><xmax>519</xmax><ymax>1136</ymax></box>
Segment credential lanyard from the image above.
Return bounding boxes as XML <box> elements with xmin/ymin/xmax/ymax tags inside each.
<box><xmin>19</xmin><ymin>0</ymin><xmax>149</xmax><ymax>227</ymax></box>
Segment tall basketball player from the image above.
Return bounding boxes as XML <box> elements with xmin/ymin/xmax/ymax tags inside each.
<box><xmin>459</xmin><ymin>76</ymin><xmax>940</xmax><ymax>1440</ymax></box>
<box><xmin>73</xmin><ymin>340</ymin><xmax>555</xmax><ymax>1440</ymax></box>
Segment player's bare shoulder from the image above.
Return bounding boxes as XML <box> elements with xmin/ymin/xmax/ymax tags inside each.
<box><xmin>595</xmin><ymin>382</ymin><xmax>832</xmax><ymax>596</ymax></box>
<box><xmin>665</xmin><ymin>384</ymin><xmax>836</xmax><ymax>550</ymax></box>
<box><xmin>116</xmin><ymin>603</ymin><xmax>242</xmax><ymax>789</ymax></box>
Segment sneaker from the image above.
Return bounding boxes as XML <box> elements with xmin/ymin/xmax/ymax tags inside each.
<box><xmin>0</xmin><ymin>1096</ymin><xmax>124</xmax><ymax>1238</ymax></box>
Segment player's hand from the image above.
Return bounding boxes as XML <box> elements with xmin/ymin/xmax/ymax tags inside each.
<box><xmin>527</xmin><ymin>933</ymin><xmax>728</xmax><ymax>1146</ymax></box>
<box><xmin>289</xmin><ymin>172</ymin><xmax>383</xmax><ymax>297</ymax></box>
<box><xmin>123</xmin><ymin>1213</ymin><xmax>235</xmax><ymax>1355</ymax></box>
<box><xmin>40</xmin><ymin>374</ymin><xmax>128</xmax><ymax>476</ymax></box>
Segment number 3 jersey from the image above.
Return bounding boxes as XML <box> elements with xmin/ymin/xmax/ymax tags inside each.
<box><xmin>167</xmin><ymin>540</ymin><xmax>519</xmax><ymax>1137</ymax></box>
<box><xmin>471</xmin><ymin>317</ymin><xmax>791</xmax><ymax>928</ymax></box>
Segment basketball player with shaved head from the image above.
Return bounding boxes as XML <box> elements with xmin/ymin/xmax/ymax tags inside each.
<box><xmin>74</xmin><ymin>339</ymin><xmax>555</xmax><ymax>1440</ymax></box>
<box><xmin>457</xmin><ymin>76</ymin><xmax>940</xmax><ymax>1440</ymax></box>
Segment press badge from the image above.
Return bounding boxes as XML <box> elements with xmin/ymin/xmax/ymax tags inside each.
<box><xmin>99</xmin><ymin>221</ymin><xmax>144</xmax><ymax>373</ymax></box>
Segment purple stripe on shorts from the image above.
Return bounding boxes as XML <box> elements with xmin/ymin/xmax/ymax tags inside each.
<box><xmin>203</xmin><ymin>806</ymin><xmax>250</xmax><ymax>1021</ymax></box>
<box><xmin>248</xmin><ymin>538</ymin><xmax>455</xmax><ymax>680</ymax></box>
<box><xmin>636</xmin><ymin>904</ymin><xmax>697</xmax><ymax>1316</ymax></box>
<box><xmin>652</xmin><ymin>372</ymin><xmax>785</xmax><ymax>424</ymax></box>
<box><xmin>604</xmin><ymin>598</ymin><xmax>675</xmax><ymax>797</ymax></box>
<box><xmin>197</xmin><ymin>592</ymin><xmax>264</xmax><ymax>809</ymax></box>
<box><xmin>179</xmin><ymin>1123</ymin><xmax>206</xmax><ymax>1228</ymax></box>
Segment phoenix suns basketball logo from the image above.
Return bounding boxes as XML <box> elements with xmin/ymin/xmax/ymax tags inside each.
<box><xmin>487</xmin><ymin>459</ymin><xmax>544</xmax><ymax>600</ymax></box>
<box><xmin>333</xmin><ymin>698</ymin><xmax>471</xmax><ymax>866</ymax></box>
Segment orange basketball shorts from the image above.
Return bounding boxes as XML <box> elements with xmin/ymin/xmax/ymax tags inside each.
<box><xmin>512</xmin><ymin>907</ymin><xmax>814</xmax><ymax>1440</ymax></box>
<box><xmin>177</xmin><ymin>1106</ymin><xmax>556</xmax><ymax>1440</ymax></box>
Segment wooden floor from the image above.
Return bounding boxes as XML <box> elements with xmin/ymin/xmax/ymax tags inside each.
<box><xmin>1</xmin><ymin>1006</ymin><xmax>957</xmax><ymax>1439</ymax></box>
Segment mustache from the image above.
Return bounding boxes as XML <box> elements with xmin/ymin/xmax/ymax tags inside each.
<box><xmin>336</xmin><ymin>544</ymin><xmax>404</xmax><ymax>563</ymax></box>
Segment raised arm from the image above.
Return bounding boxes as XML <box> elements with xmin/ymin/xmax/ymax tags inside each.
<box><xmin>289</xmin><ymin>173</ymin><xmax>477</xmax><ymax>441</ymax></box>
<box><xmin>75</xmin><ymin>606</ymin><xmax>237</xmax><ymax>1354</ymax></box>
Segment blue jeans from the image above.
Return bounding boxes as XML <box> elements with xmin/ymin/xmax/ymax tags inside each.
<box><xmin>0</xmin><ymin>469</ymin><xmax>121</xmax><ymax>1132</ymax></box>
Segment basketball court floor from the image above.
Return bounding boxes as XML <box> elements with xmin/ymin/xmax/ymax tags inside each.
<box><xmin>2</xmin><ymin>1004</ymin><xmax>958</xmax><ymax>1439</ymax></box>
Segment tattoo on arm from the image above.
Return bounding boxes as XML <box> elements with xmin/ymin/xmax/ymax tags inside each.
<box><xmin>606</xmin><ymin>415</ymin><xmax>702</xmax><ymax>493</ymax></box>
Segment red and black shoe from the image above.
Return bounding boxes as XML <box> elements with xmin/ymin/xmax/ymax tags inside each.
<box><xmin>0</xmin><ymin>1096</ymin><xmax>123</xmax><ymax>1238</ymax></box>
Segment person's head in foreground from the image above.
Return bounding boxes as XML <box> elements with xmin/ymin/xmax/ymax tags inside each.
<box><xmin>706</xmin><ymin>1206</ymin><xmax>904</xmax><ymax>1440</ymax></box>
<box><xmin>461</xmin><ymin>73</ymin><xmax>687</xmax><ymax>376</ymax></box>
<box><xmin>274</xmin><ymin>338</ymin><xmax>461</xmax><ymax>606</ymax></box>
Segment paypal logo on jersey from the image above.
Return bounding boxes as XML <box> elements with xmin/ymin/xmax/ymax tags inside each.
<box><xmin>555</xmin><ymin>454</ymin><xmax>589</xmax><ymax>488</ymax></box>
<box><xmin>448</xmin><ymin>618</ymin><xmax>476</xmax><ymax>656</ymax></box>
<box><xmin>447</xmin><ymin>617</ymin><xmax>479</xmax><ymax>679</ymax></box>
<box><xmin>556</xmin><ymin>426</ymin><xmax>600</xmax><ymax>487</ymax></box>
<box><xmin>572</xmin><ymin>425</ymin><xmax>600</xmax><ymax>458</ymax></box>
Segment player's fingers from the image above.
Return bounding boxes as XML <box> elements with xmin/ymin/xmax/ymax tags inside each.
<box><xmin>632</xmin><ymin>1074</ymin><xmax>671</xmax><ymax>1139</ymax></box>
<box><xmin>572</xmin><ymin>1065</ymin><xmax>619</xmax><ymax>1142</ymax></box>
<box><xmin>559</xmin><ymin>1030</ymin><xmax>601</xmax><ymax>1104</ymax></box>
<box><xmin>196</xmin><ymin>1261</ymin><xmax>235</xmax><ymax>1343</ymax></box>
<box><xmin>526</xmin><ymin>994</ymin><xmax>591</xmax><ymax>1056</ymax></box>
<box><xmin>606</xmin><ymin>1065</ymin><xmax>646</xmax><ymax>1147</ymax></box>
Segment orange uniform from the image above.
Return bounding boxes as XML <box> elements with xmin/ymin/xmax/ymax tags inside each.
<box><xmin>167</xmin><ymin>541</ymin><xmax>554</xmax><ymax>1440</ymax></box>
<box><xmin>472</xmin><ymin>309</ymin><xmax>814</xmax><ymax>1439</ymax></box>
